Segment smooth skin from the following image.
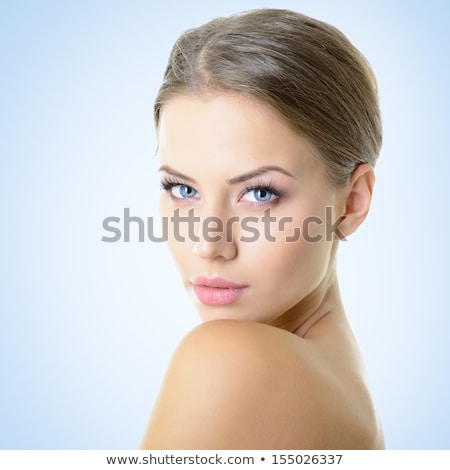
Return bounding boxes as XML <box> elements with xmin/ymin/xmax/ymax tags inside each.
<box><xmin>141</xmin><ymin>93</ymin><xmax>384</xmax><ymax>449</ymax></box>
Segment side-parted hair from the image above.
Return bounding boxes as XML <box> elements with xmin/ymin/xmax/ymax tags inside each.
<box><xmin>154</xmin><ymin>9</ymin><xmax>382</xmax><ymax>186</ymax></box>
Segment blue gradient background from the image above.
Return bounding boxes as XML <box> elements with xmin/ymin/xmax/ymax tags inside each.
<box><xmin>1</xmin><ymin>0</ymin><xmax>449</xmax><ymax>449</ymax></box>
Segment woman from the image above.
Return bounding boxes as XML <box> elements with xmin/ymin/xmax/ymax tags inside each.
<box><xmin>141</xmin><ymin>8</ymin><xmax>384</xmax><ymax>449</ymax></box>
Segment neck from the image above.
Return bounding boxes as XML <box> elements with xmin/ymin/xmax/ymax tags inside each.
<box><xmin>268</xmin><ymin>263</ymin><xmax>344</xmax><ymax>337</ymax></box>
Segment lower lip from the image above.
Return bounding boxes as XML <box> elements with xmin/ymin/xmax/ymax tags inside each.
<box><xmin>193</xmin><ymin>285</ymin><xmax>246</xmax><ymax>306</ymax></box>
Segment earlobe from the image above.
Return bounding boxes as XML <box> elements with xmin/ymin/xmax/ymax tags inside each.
<box><xmin>339</xmin><ymin>163</ymin><xmax>375</xmax><ymax>238</ymax></box>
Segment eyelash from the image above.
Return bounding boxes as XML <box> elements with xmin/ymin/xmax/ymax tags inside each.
<box><xmin>160</xmin><ymin>177</ymin><xmax>187</xmax><ymax>192</ymax></box>
<box><xmin>160</xmin><ymin>177</ymin><xmax>284</xmax><ymax>205</ymax></box>
<box><xmin>241</xmin><ymin>179</ymin><xmax>283</xmax><ymax>206</ymax></box>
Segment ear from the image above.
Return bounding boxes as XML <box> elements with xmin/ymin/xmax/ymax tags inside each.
<box><xmin>338</xmin><ymin>163</ymin><xmax>375</xmax><ymax>238</ymax></box>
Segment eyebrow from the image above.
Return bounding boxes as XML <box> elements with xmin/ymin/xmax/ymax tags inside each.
<box><xmin>158</xmin><ymin>165</ymin><xmax>196</xmax><ymax>183</ymax></box>
<box><xmin>158</xmin><ymin>165</ymin><xmax>295</xmax><ymax>184</ymax></box>
<box><xmin>227</xmin><ymin>166</ymin><xmax>295</xmax><ymax>184</ymax></box>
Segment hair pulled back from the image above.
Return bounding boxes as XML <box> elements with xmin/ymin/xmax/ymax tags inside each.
<box><xmin>154</xmin><ymin>9</ymin><xmax>382</xmax><ymax>186</ymax></box>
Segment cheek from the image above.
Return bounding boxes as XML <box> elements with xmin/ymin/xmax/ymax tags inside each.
<box><xmin>245</xmin><ymin>212</ymin><xmax>333</xmax><ymax>293</ymax></box>
<box><xmin>160</xmin><ymin>199</ymin><xmax>193</xmax><ymax>268</ymax></box>
<box><xmin>283</xmin><ymin>212</ymin><xmax>334</xmax><ymax>277</ymax></box>
<box><xmin>235</xmin><ymin>236</ymin><xmax>331</xmax><ymax>323</ymax></box>
<box><xmin>262</xmin><ymin>238</ymin><xmax>330</xmax><ymax>284</ymax></box>
<box><xmin>167</xmin><ymin>242</ymin><xmax>189</xmax><ymax>275</ymax></box>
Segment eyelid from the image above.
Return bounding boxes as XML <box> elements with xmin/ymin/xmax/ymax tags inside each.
<box><xmin>160</xmin><ymin>177</ymin><xmax>199</xmax><ymax>200</ymax></box>
<box><xmin>243</xmin><ymin>184</ymin><xmax>281</xmax><ymax>197</ymax></box>
<box><xmin>160</xmin><ymin>176</ymin><xmax>193</xmax><ymax>190</ymax></box>
<box><xmin>243</xmin><ymin>177</ymin><xmax>282</xmax><ymax>194</ymax></box>
<box><xmin>160</xmin><ymin>176</ymin><xmax>284</xmax><ymax>205</ymax></box>
<box><xmin>239</xmin><ymin>178</ymin><xmax>284</xmax><ymax>206</ymax></box>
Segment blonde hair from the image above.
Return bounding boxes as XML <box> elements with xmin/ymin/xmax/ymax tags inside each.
<box><xmin>154</xmin><ymin>8</ymin><xmax>382</xmax><ymax>186</ymax></box>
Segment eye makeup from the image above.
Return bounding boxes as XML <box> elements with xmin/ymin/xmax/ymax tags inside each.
<box><xmin>160</xmin><ymin>174</ymin><xmax>287</xmax><ymax>207</ymax></box>
<box><xmin>239</xmin><ymin>178</ymin><xmax>285</xmax><ymax>207</ymax></box>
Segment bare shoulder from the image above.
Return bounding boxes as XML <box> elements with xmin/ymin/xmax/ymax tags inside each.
<box><xmin>141</xmin><ymin>320</ymin><xmax>382</xmax><ymax>449</ymax></box>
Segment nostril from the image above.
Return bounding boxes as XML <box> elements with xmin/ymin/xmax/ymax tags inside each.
<box><xmin>192</xmin><ymin>235</ymin><xmax>238</xmax><ymax>261</ymax></box>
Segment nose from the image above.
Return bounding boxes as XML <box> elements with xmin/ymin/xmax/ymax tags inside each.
<box><xmin>193</xmin><ymin>214</ymin><xmax>238</xmax><ymax>261</ymax></box>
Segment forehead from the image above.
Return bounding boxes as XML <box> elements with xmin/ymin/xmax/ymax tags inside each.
<box><xmin>157</xmin><ymin>93</ymin><xmax>321</xmax><ymax>176</ymax></box>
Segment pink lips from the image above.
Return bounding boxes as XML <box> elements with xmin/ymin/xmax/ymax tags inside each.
<box><xmin>192</xmin><ymin>276</ymin><xmax>247</xmax><ymax>306</ymax></box>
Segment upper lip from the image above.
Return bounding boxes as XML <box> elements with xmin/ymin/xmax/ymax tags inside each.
<box><xmin>192</xmin><ymin>276</ymin><xmax>247</xmax><ymax>289</ymax></box>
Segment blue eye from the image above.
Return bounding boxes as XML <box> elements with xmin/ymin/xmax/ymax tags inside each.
<box><xmin>161</xmin><ymin>178</ymin><xmax>200</xmax><ymax>201</ymax></box>
<box><xmin>242</xmin><ymin>187</ymin><xmax>278</xmax><ymax>203</ymax></box>
<box><xmin>171</xmin><ymin>184</ymin><xmax>198</xmax><ymax>199</ymax></box>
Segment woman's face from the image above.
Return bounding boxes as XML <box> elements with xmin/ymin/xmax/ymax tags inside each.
<box><xmin>158</xmin><ymin>93</ymin><xmax>345</xmax><ymax>326</ymax></box>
